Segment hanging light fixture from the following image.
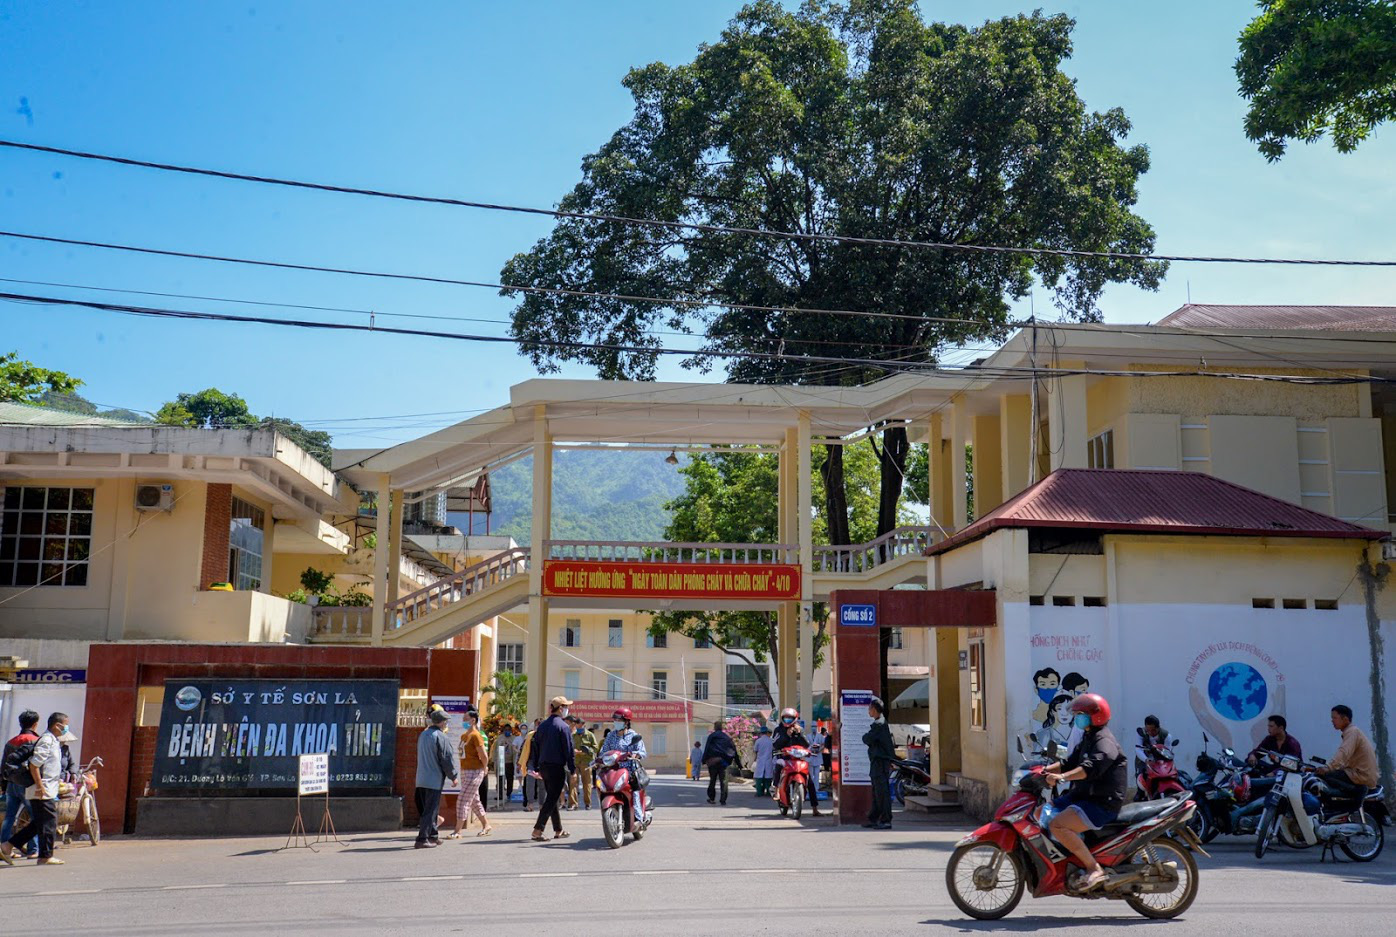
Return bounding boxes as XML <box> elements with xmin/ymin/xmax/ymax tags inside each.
<box><xmin>665</xmin><ymin>450</ymin><xmax>679</xmax><ymax>465</ymax></box>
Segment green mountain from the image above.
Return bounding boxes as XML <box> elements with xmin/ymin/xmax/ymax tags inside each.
<box><xmin>485</xmin><ymin>449</ymin><xmax>687</xmax><ymax>542</ymax></box>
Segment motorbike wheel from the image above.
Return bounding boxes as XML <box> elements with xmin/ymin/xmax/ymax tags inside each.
<box><xmin>1123</xmin><ymin>838</ymin><xmax>1199</xmax><ymax>920</ymax></box>
<box><xmin>83</xmin><ymin>795</ymin><xmax>101</xmax><ymax>846</ymax></box>
<box><xmin>792</xmin><ymin>784</ymin><xmax>804</xmax><ymax>820</ymax></box>
<box><xmin>1338</xmin><ymin>817</ymin><xmax>1385</xmax><ymax>862</ymax></box>
<box><xmin>893</xmin><ymin>775</ymin><xmax>905</xmax><ymax>807</ymax></box>
<box><xmin>1255</xmin><ymin>803</ymin><xmax>1278</xmax><ymax>859</ymax></box>
<box><xmin>602</xmin><ymin>805</ymin><xmax>624</xmax><ymax>850</ymax></box>
<box><xmin>945</xmin><ymin>843</ymin><xmax>1025</xmax><ymax>921</ymax></box>
<box><xmin>1187</xmin><ymin>808</ymin><xmax>1215</xmax><ymax>845</ymax></box>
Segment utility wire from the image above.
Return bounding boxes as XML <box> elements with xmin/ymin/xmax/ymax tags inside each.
<box><xmin>6</xmin><ymin>138</ymin><xmax>1396</xmax><ymax>267</ymax></box>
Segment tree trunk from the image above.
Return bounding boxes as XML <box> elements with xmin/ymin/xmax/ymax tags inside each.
<box><xmin>821</xmin><ymin>443</ymin><xmax>851</xmax><ymax>553</ymax></box>
<box><xmin>873</xmin><ymin>425</ymin><xmax>911</xmax><ymax>706</ymax></box>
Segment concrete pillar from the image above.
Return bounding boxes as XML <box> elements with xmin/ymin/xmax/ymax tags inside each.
<box><xmin>778</xmin><ymin>426</ymin><xmax>798</xmax><ymax>710</ymax></box>
<box><xmin>973</xmin><ymin>413</ymin><xmax>1004</xmax><ymax>515</ymax></box>
<box><xmin>951</xmin><ymin>397</ymin><xmax>971</xmax><ymax>529</ymax></box>
<box><xmin>527</xmin><ymin>407</ymin><xmax>552</xmax><ymax>719</ymax></box>
<box><xmin>370</xmin><ymin>473</ymin><xmax>391</xmax><ymax>647</ymax></box>
<box><xmin>798</xmin><ymin>412</ymin><xmax>815</xmax><ymax>725</ymax></box>
<box><xmin>929</xmin><ymin>412</ymin><xmax>951</xmax><ymax>533</ymax></box>
<box><xmin>387</xmin><ymin>489</ymin><xmax>404</xmax><ymax>604</ymax></box>
<box><xmin>999</xmin><ymin>394</ymin><xmax>1032</xmax><ymax>499</ymax></box>
<box><xmin>1048</xmin><ymin>373</ymin><xmax>1089</xmax><ymax>471</ymax></box>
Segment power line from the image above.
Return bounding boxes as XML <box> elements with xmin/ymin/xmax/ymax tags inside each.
<box><xmin>6</xmin><ymin>138</ymin><xmax>1396</xmax><ymax>267</ymax></box>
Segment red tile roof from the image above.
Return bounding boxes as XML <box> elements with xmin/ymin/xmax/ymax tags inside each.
<box><xmin>1157</xmin><ymin>304</ymin><xmax>1396</xmax><ymax>332</ymax></box>
<box><xmin>927</xmin><ymin>469</ymin><xmax>1387</xmax><ymax>555</ymax></box>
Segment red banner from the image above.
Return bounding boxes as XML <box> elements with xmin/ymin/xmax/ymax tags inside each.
<box><xmin>542</xmin><ymin>560</ymin><xmax>800</xmax><ymax>601</ymax></box>
<box><xmin>569</xmin><ymin>699</ymin><xmax>693</xmax><ymax>722</ymax></box>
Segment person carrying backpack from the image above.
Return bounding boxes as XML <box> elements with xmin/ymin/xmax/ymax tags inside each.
<box><xmin>1</xmin><ymin>710</ymin><xmax>40</xmax><ymax>859</ymax></box>
<box><xmin>2</xmin><ymin>711</ymin><xmax>71</xmax><ymax>865</ymax></box>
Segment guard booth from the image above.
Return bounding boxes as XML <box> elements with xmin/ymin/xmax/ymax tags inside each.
<box><xmin>828</xmin><ymin>589</ymin><xmax>996</xmax><ymax>825</ymax></box>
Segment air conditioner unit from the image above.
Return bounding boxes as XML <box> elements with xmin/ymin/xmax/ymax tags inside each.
<box><xmin>135</xmin><ymin>484</ymin><xmax>175</xmax><ymax>512</ymax></box>
<box><xmin>1383</xmin><ymin>541</ymin><xmax>1396</xmax><ymax>562</ymax></box>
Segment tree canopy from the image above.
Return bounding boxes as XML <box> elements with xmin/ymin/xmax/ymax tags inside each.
<box><xmin>0</xmin><ymin>351</ymin><xmax>81</xmax><ymax>404</ymax></box>
<box><xmin>155</xmin><ymin>388</ymin><xmax>334</xmax><ymax>466</ymax></box>
<box><xmin>1237</xmin><ymin>0</ymin><xmax>1396</xmax><ymax>160</ymax></box>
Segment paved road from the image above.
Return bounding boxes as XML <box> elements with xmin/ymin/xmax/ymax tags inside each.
<box><xmin>2</xmin><ymin>777</ymin><xmax>1391</xmax><ymax>935</ymax></box>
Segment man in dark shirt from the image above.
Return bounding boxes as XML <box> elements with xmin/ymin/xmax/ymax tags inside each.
<box><xmin>700</xmin><ymin>721</ymin><xmax>740</xmax><ymax>806</ymax></box>
<box><xmin>1246</xmin><ymin>713</ymin><xmax>1302</xmax><ymax>776</ymax></box>
<box><xmin>1</xmin><ymin>710</ymin><xmax>40</xmax><ymax>859</ymax></box>
<box><xmin>1044</xmin><ymin>694</ymin><xmax>1128</xmax><ymax>890</ymax></box>
<box><xmin>862</xmin><ymin>697</ymin><xmax>897</xmax><ymax>829</ymax></box>
<box><xmin>527</xmin><ymin>696</ymin><xmax>576</xmax><ymax>841</ymax></box>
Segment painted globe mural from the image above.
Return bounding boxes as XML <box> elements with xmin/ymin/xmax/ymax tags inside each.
<box><xmin>1207</xmin><ymin>662</ymin><xmax>1267</xmax><ymax>721</ymax></box>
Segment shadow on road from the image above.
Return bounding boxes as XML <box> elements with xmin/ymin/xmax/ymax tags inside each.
<box><xmin>1192</xmin><ymin>840</ymin><xmax>1394</xmax><ymax>885</ymax></box>
<box><xmin>922</xmin><ymin>914</ymin><xmax>1169</xmax><ymax>931</ymax></box>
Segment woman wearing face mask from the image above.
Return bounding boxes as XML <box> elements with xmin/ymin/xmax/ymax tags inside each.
<box><xmin>770</xmin><ymin>708</ymin><xmax>822</xmax><ymax>817</ymax></box>
<box><xmin>1041</xmin><ymin>694</ymin><xmax>1129</xmax><ymax>891</ymax></box>
<box><xmin>599</xmin><ymin>708</ymin><xmax>649</xmax><ymax>827</ymax></box>
<box><xmin>450</xmin><ymin>708</ymin><xmax>493</xmax><ymax>838</ymax></box>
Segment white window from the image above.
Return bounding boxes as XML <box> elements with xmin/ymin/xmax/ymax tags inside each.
<box><xmin>606</xmin><ymin>670</ymin><xmax>623</xmax><ymax>701</ymax></box>
<box><xmin>560</xmin><ymin>619</ymin><xmax>581</xmax><ymax>647</ymax></box>
<box><xmin>646</xmin><ymin>630</ymin><xmax>667</xmax><ymax>649</ymax></box>
<box><xmin>693</xmin><ymin>671</ymin><xmax>710</xmax><ymax>701</ymax></box>
<box><xmin>228</xmin><ymin>496</ymin><xmax>265</xmax><ymax>591</ymax></box>
<box><xmin>497</xmin><ymin>643</ymin><xmax>524</xmax><ymax>675</ymax></box>
<box><xmin>889</xmin><ymin>628</ymin><xmax>904</xmax><ymax>650</ymax></box>
<box><xmin>651</xmin><ymin>724</ymin><xmax>668</xmax><ymax>756</ymax></box>
<box><xmin>1088</xmin><ymin>430</ymin><xmax>1114</xmax><ymax>469</ymax></box>
<box><xmin>0</xmin><ymin>486</ymin><xmax>94</xmax><ymax>587</ymax></box>
<box><xmin>608</xmin><ymin>619</ymin><xmax>623</xmax><ymax>648</ymax></box>
<box><xmin>651</xmin><ymin>671</ymin><xmax>668</xmax><ymax>700</ymax></box>
<box><xmin>563</xmin><ymin>670</ymin><xmax>580</xmax><ymax>699</ymax></box>
<box><xmin>693</xmin><ymin>634</ymin><xmax>711</xmax><ymax>649</ymax></box>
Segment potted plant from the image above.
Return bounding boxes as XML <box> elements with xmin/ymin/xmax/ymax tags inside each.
<box><xmin>299</xmin><ymin>568</ymin><xmax>333</xmax><ymax>607</ymax></box>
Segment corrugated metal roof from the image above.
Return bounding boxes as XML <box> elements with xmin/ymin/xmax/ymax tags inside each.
<box><xmin>0</xmin><ymin>401</ymin><xmax>143</xmax><ymax>427</ymax></box>
<box><xmin>1157</xmin><ymin>304</ymin><xmax>1396</xmax><ymax>332</ymax></box>
<box><xmin>928</xmin><ymin>469</ymin><xmax>1387</xmax><ymax>555</ymax></box>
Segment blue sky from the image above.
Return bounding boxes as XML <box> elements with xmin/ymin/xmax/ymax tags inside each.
<box><xmin>1</xmin><ymin>2</ymin><xmax>1393</xmax><ymax>447</ymax></box>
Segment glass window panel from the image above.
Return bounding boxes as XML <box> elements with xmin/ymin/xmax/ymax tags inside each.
<box><xmin>0</xmin><ymin>563</ymin><xmax>12</xmax><ymax>586</ymax></box>
<box><xmin>0</xmin><ymin>539</ymin><xmax>12</xmax><ymax>561</ymax></box>
<box><xmin>64</xmin><ymin>564</ymin><xmax>88</xmax><ymax>587</ymax></box>
<box><xmin>40</xmin><ymin>563</ymin><xmax>64</xmax><ymax>586</ymax></box>
<box><xmin>67</xmin><ymin>539</ymin><xmax>89</xmax><ymax>561</ymax></box>
<box><xmin>17</xmin><ymin>537</ymin><xmax>41</xmax><ymax>560</ymax></box>
<box><xmin>42</xmin><ymin>539</ymin><xmax>66</xmax><ymax>560</ymax></box>
<box><xmin>44</xmin><ymin>514</ymin><xmax>68</xmax><ymax>536</ymax></box>
<box><xmin>71</xmin><ymin>489</ymin><xmax>94</xmax><ymax>510</ymax></box>
<box><xmin>14</xmin><ymin>563</ymin><xmax>38</xmax><ymax>586</ymax></box>
<box><xmin>46</xmin><ymin>488</ymin><xmax>70</xmax><ymax>510</ymax></box>
<box><xmin>19</xmin><ymin>514</ymin><xmax>42</xmax><ymax>535</ymax></box>
<box><xmin>3</xmin><ymin>488</ymin><xmax>18</xmax><ymax>509</ymax></box>
<box><xmin>2</xmin><ymin>510</ymin><xmax>17</xmax><ymax>533</ymax></box>
<box><xmin>21</xmin><ymin>488</ymin><xmax>44</xmax><ymax>510</ymax></box>
<box><xmin>68</xmin><ymin>513</ymin><xmax>92</xmax><ymax>536</ymax></box>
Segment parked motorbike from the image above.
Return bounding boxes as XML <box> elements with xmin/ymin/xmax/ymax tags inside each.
<box><xmin>593</xmin><ymin>748</ymin><xmax>651</xmax><ymax>849</ymax></box>
<box><xmin>1254</xmin><ymin>751</ymin><xmax>1387</xmax><ymax>862</ymax></box>
<box><xmin>1184</xmin><ymin>739</ymin><xmax>1271</xmax><ymax>843</ymax></box>
<box><xmin>946</xmin><ymin>767</ymin><xmax>1205</xmax><ymax>921</ymax></box>
<box><xmin>1135</xmin><ymin>739</ymin><xmax>1185</xmax><ymax>802</ymax></box>
<box><xmin>891</xmin><ymin>752</ymin><xmax>931</xmax><ymax>806</ymax></box>
<box><xmin>773</xmin><ymin>746</ymin><xmax>812</xmax><ymax>819</ymax></box>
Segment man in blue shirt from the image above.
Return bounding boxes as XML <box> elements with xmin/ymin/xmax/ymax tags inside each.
<box><xmin>414</xmin><ymin>710</ymin><xmax>456</xmax><ymax>849</ymax></box>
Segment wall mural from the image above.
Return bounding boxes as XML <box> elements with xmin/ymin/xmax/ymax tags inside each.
<box><xmin>1185</xmin><ymin>641</ymin><xmax>1286</xmax><ymax>752</ymax></box>
<box><xmin>1026</xmin><ymin>615</ymin><xmax>1108</xmax><ymax>755</ymax></box>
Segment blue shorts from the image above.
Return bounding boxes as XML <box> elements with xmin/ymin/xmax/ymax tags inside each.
<box><xmin>1053</xmin><ymin>792</ymin><xmax>1118</xmax><ymax>830</ymax></box>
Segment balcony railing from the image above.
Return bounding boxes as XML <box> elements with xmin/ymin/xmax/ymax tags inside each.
<box><xmin>811</xmin><ymin>526</ymin><xmax>937</xmax><ymax>574</ymax></box>
<box><xmin>546</xmin><ymin>540</ymin><xmax>797</xmax><ymax>564</ymax></box>
<box><xmin>391</xmin><ymin>546</ymin><xmax>530</xmax><ymax>631</ymax></box>
<box><xmin>311</xmin><ymin>605</ymin><xmax>374</xmax><ymax>638</ymax></box>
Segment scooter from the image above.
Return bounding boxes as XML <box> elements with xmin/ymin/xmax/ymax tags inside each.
<box><xmin>1254</xmin><ymin>751</ymin><xmax>1387</xmax><ymax>862</ymax></box>
<box><xmin>773</xmin><ymin>746</ymin><xmax>813</xmax><ymax>819</ymax></box>
<box><xmin>593</xmin><ymin>748</ymin><xmax>651</xmax><ymax>849</ymax></box>
<box><xmin>891</xmin><ymin>753</ymin><xmax>931</xmax><ymax>805</ymax></box>
<box><xmin>1135</xmin><ymin>740</ymin><xmax>1186</xmax><ymax>801</ymax></box>
<box><xmin>946</xmin><ymin>767</ymin><xmax>1207</xmax><ymax>921</ymax></box>
<box><xmin>1184</xmin><ymin>737</ymin><xmax>1271</xmax><ymax>843</ymax></box>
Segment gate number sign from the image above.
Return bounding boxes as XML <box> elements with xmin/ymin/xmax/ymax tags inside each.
<box><xmin>839</xmin><ymin>604</ymin><xmax>877</xmax><ymax>627</ymax></box>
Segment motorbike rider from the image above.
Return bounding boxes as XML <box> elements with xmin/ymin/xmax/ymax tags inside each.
<box><xmin>599</xmin><ymin>708</ymin><xmax>649</xmax><ymax>824</ymax></box>
<box><xmin>1313</xmin><ymin>704</ymin><xmax>1379</xmax><ymax>798</ymax></box>
<box><xmin>771</xmin><ymin>708</ymin><xmax>822</xmax><ymax>817</ymax></box>
<box><xmin>1133</xmin><ymin>714</ymin><xmax>1179</xmax><ymax>784</ymax></box>
<box><xmin>1043</xmin><ymin>693</ymin><xmax>1129</xmax><ymax>891</ymax></box>
<box><xmin>1228</xmin><ymin>713</ymin><xmax>1304</xmax><ymax>827</ymax></box>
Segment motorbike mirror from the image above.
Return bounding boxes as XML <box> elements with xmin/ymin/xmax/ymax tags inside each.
<box><xmin>1046</xmin><ymin>740</ymin><xmax>1059</xmax><ymax>759</ymax></box>
<box><xmin>1028</xmin><ymin>732</ymin><xmax>1038</xmax><ymax>743</ymax></box>
<box><xmin>1016</xmin><ymin>738</ymin><xmax>1024</xmax><ymax>754</ymax></box>
<box><xmin>1223</xmin><ymin>748</ymin><xmax>1235</xmax><ymax>757</ymax></box>
<box><xmin>631</xmin><ymin>734</ymin><xmax>643</xmax><ymax>743</ymax></box>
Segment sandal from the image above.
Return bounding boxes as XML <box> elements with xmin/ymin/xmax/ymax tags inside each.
<box><xmin>552</xmin><ymin>830</ymin><xmax>571</xmax><ymax>840</ymax></box>
<box><xmin>531</xmin><ymin>830</ymin><xmax>545</xmax><ymax>841</ymax></box>
<box><xmin>447</xmin><ymin>832</ymin><xmax>462</xmax><ymax>840</ymax></box>
<box><xmin>477</xmin><ymin>827</ymin><xmax>493</xmax><ymax>837</ymax></box>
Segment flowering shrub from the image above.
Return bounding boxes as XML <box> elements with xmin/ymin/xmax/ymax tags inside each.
<box><xmin>723</xmin><ymin>713</ymin><xmax>762</xmax><ymax>768</ymax></box>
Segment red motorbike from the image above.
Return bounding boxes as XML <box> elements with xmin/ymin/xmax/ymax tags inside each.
<box><xmin>773</xmin><ymin>746</ymin><xmax>813</xmax><ymax>819</ymax></box>
<box><xmin>593</xmin><ymin>750</ymin><xmax>651</xmax><ymax>849</ymax></box>
<box><xmin>946</xmin><ymin>767</ymin><xmax>1206</xmax><ymax>920</ymax></box>
<box><xmin>1136</xmin><ymin>740</ymin><xmax>1186</xmax><ymax>801</ymax></box>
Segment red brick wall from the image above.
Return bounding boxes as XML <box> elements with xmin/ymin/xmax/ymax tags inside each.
<box><xmin>200</xmin><ymin>483</ymin><xmax>232</xmax><ymax>589</ymax></box>
<box><xmin>126</xmin><ymin>726</ymin><xmax>159</xmax><ymax>827</ymax></box>
<box><xmin>397</xmin><ymin>727</ymin><xmax>424</xmax><ymax>825</ymax></box>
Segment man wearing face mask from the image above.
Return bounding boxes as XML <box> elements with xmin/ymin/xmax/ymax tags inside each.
<box><xmin>771</xmin><ymin>708</ymin><xmax>822</xmax><ymax>817</ymax></box>
<box><xmin>527</xmin><ymin>696</ymin><xmax>576</xmax><ymax>842</ymax></box>
<box><xmin>1042</xmin><ymin>693</ymin><xmax>1128</xmax><ymax>891</ymax></box>
<box><xmin>599</xmin><ymin>708</ymin><xmax>649</xmax><ymax>826</ymax></box>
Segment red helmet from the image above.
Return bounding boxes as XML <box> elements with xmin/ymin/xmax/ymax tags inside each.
<box><xmin>611</xmin><ymin>708</ymin><xmax>633</xmax><ymax>722</ymax></box>
<box><xmin>1070</xmin><ymin>693</ymin><xmax>1111</xmax><ymax>727</ymax></box>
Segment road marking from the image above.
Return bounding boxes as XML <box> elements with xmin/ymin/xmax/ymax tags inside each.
<box><xmin>633</xmin><ymin>870</ymin><xmax>689</xmax><ymax>875</ymax></box>
<box><xmin>740</xmin><ymin>868</ymin><xmax>796</xmax><ymax>873</ymax></box>
<box><xmin>35</xmin><ymin>889</ymin><xmax>102</xmax><ymax>896</ymax></box>
<box><xmin>162</xmin><ymin>884</ymin><xmax>228</xmax><ymax>890</ymax></box>
<box><xmin>286</xmin><ymin>879</ymin><xmax>346</xmax><ymax>886</ymax></box>
<box><xmin>519</xmin><ymin>872</ymin><xmax>578</xmax><ymax>878</ymax></box>
<box><xmin>401</xmin><ymin>875</ymin><xmax>464</xmax><ymax>882</ymax></box>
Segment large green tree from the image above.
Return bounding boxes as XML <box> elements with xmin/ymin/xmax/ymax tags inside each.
<box><xmin>1237</xmin><ymin>0</ymin><xmax>1396</xmax><ymax>160</ymax></box>
<box><xmin>0</xmin><ymin>351</ymin><xmax>81</xmax><ymax>404</ymax></box>
<box><xmin>502</xmin><ymin>0</ymin><xmax>1163</xmax><ymax>547</ymax></box>
<box><xmin>155</xmin><ymin>388</ymin><xmax>333</xmax><ymax>467</ymax></box>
